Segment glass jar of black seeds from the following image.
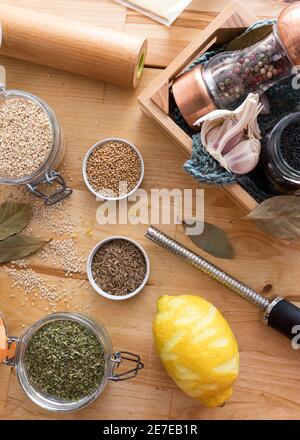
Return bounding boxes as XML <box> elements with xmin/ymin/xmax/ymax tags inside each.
<box><xmin>264</xmin><ymin>112</ymin><xmax>300</xmax><ymax>194</ymax></box>
<box><xmin>0</xmin><ymin>312</ymin><xmax>144</xmax><ymax>413</ymax></box>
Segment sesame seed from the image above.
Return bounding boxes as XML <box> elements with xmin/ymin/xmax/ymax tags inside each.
<box><xmin>49</xmin><ymin>239</ymin><xmax>85</xmax><ymax>276</ymax></box>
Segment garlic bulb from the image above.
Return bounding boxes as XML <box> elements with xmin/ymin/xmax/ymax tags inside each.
<box><xmin>195</xmin><ymin>93</ymin><xmax>264</xmax><ymax>175</ymax></box>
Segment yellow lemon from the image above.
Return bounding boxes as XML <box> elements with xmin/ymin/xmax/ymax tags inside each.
<box><xmin>153</xmin><ymin>295</ymin><xmax>239</xmax><ymax>408</ymax></box>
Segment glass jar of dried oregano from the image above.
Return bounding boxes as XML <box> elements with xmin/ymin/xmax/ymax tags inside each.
<box><xmin>0</xmin><ymin>66</ymin><xmax>72</xmax><ymax>204</ymax></box>
<box><xmin>0</xmin><ymin>311</ymin><xmax>144</xmax><ymax>412</ymax></box>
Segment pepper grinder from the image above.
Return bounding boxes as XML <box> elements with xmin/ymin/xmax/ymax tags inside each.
<box><xmin>173</xmin><ymin>4</ymin><xmax>300</xmax><ymax>126</ymax></box>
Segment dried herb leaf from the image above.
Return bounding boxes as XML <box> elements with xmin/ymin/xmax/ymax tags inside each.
<box><xmin>245</xmin><ymin>196</ymin><xmax>300</xmax><ymax>240</ymax></box>
<box><xmin>227</xmin><ymin>25</ymin><xmax>273</xmax><ymax>51</ymax></box>
<box><xmin>183</xmin><ymin>221</ymin><xmax>234</xmax><ymax>259</ymax></box>
<box><xmin>0</xmin><ymin>202</ymin><xmax>31</xmax><ymax>240</ymax></box>
<box><xmin>0</xmin><ymin>234</ymin><xmax>48</xmax><ymax>263</ymax></box>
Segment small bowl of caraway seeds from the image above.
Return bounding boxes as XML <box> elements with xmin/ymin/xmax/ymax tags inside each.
<box><xmin>82</xmin><ymin>138</ymin><xmax>144</xmax><ymax>200</ymax></box>
<box><xmin>87</xmin><ymin>236</ymin><xmax>150</xmax><ymax>300</ymax></box>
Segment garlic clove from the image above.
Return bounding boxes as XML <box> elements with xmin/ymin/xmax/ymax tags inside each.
<box><xmin>217</xmin><ymin>95</ymin><xmax>260</xmax><ymax>151</ymax></box>
<box><xmin>222</xmin><ymin>138</ymin><xmax>261</xmax><ymax>175</ymax></box>
<box><xmin>221</xmin><ymin>129</ymin><xmax>245</xmax><ymax>155</ymax></box>
<box><xmin>198</xmin><ymin>93</ymin><xmax>263</xmax><ymax>175</ymax></box>
<box><xmin>205</xmin><ymin>124</ymin><xmax>223</xmax><ymax>151</ymax></box>
<box><xmin>203</xmin><ymin>118</ymin><xmax>235</xmax><ymax>151</ymax></box>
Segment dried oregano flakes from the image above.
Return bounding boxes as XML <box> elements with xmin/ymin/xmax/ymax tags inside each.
<box><xmin>24</xmin><ymin>320</ymin><xmax>106</xmax><ymax>401</ymax></box>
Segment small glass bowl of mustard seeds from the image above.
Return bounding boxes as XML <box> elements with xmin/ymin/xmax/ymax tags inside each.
<box><xmin>82</xmin><ymin>138</ymin><xmax>144</xmax><ymax>200</ymax></box>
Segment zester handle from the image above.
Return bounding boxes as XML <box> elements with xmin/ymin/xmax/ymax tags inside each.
<box><xmin>265</xmin><ymin>297</ymin><xmax>300</xmax><ymax>339</ymax></box>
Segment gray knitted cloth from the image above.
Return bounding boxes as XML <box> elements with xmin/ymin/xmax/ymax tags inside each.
<box><xmin>173</xmin><ymin>19</ymin><xmax>300</xmax><ymax>202</ymax></box>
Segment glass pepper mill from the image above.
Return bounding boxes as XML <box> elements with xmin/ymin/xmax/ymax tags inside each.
<box><xmin>173</xmin><ymin>4</ymin><xmax>300</xmax><ymax>127</ymax></box>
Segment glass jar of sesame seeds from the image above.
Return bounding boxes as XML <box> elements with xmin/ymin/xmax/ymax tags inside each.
<box><xmin>0</xmin><ymin>78</ymin><xmax>72</xmax><ymax>204</ymax></box>
<box><xmin>0</xmin><ymin>311</ymin><xmax>143</xmax><ymax>413</ymax></box>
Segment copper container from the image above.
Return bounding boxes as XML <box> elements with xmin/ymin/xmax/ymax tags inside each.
<box><xmin>277</xmin><ymin>4</ymin><xmax>300</xmax><ymax>66</ymax></box>
<box><xmin>172</xmin><ymin>65</ymin><xmax>216</xmax><ymax>127</ymax></box>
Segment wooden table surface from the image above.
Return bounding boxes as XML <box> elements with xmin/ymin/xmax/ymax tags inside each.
<box><xmin>1</xmin><ymin>0</ymin><xmax>299</xmax><ymax>421</ymax></box>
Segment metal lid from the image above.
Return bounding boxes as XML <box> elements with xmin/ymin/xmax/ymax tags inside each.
<box><xmin>277</xmin><ymin>4</ymin><xmax>300</xmax><ymax>66</ymax></box>
<box><xmin>172</xmin><ymin>65</ymin><xmax>216</xmax><ymax>128</ymax></box>
<box><xmin>0</xmin><ymin>312</ymin><xmax>16</xmax><ymax>364</ymax></box>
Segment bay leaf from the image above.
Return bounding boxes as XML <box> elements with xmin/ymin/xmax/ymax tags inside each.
<box><xmin>183</xmin><ymin>221</ymin><xmax>234</xmax><ymax>259</ymax></box>
<box><xmin>227</xmin><ymin>25</ymin><xmax>273</xmax><ymax>51</ymax></box>
<box><xmin>245</xmin><ymin>196</ymin><xmax>300</xmax><ymax>240</ymax></box>
<box><xmin>0</xmin><ymin>234</ymin><xmax>49</xmax><ymax>263</ymax></box>
<box><xmin>0</xmin><ymin>202</ymin><xmax>31</xmax><ymax>240</ymax></box>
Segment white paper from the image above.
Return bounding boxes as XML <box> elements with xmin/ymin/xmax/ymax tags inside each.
<box><xmin>115</xmin><ymin>0</ymin><xmax>192</xmax><ymax>26</ymax></box>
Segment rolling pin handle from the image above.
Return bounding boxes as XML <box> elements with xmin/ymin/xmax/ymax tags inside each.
<box><xmin>264</xmin><ymin>297</ymin><xmax>300</xmax><ymax>340</ymax></box>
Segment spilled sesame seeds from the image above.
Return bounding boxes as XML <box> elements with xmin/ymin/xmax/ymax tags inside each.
<box><xmin>0</xmin><ymin>186</ymin><xmax>91</xmax><ymax>313</ymax></box>
<box><xmin>11</xmin><ymin>258</ymin><xmax>31</xmax><ymax>268</ymax></box>
<box><xmin>4</xmin><ymin>267</ymin><xmax>63</xmax><ymax>310</ymax></box>
<box><xmin>48</xmin><ymin>239</ymin><xmax>85</xmax><ymax>276</ymax></box>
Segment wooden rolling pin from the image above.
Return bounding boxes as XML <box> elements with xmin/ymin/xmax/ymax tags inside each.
<box><xmin>0</xmin><ymin>3</ymin><xmax>147</xmax><ymax>88</ymax></box>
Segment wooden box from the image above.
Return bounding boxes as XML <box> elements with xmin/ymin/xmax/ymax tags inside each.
<box><xmin>138</xmin><ymin>1</ymin><xmax>261</xmax><ymax>212</ymax></box>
